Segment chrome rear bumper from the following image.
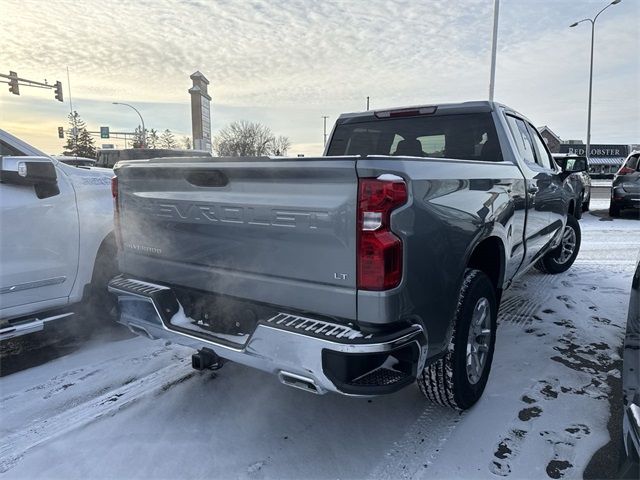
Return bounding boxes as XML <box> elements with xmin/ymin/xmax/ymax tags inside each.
<box><xmin>108</xmin><ymin>276</ymin><xmax>427</xmax><ymax>395</ymax></box>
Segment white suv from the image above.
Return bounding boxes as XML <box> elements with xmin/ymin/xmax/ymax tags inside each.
<box><xmin>0</xmin><ymin>129</ymin><xmax>116</xmax><ymax>339</ymax></box>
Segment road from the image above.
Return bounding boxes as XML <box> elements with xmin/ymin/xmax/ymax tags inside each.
<box><xmin>591</xmin><ymin>185</ymin><xmax>610</xmax><ymax>201</ymax></box>
<box><xmin>0</xmin><ymin>198</ymin><xmax>637</xmax><ymax>479</ymax></box>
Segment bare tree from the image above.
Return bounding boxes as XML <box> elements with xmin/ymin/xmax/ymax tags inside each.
<box><xmin>213</xmin><ymin>121</ymin><xmax>290</xmax><ymax>157</ymax></box>
<box><xmin>271</xmin><ymin>135</ymin><xmax>291</xmax><ymax>156</ymax></box>
<box><xmin>181</xmin><ymin>136</ymin><xmax>192</xmax><ymax>150</ymax></box>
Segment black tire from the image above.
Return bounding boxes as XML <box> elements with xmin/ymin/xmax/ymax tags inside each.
<box><xmin>417</xmin><ymin>269</ymin><xmax>497</xmax><ymax>410</ymax></box>
<box><xmin>82</xmin><ymin>235</ymin><xmax>119</xmax><ymax>326</ymax></box>
<box><xmin>609</xmin><ymin>202</ymin><xmax>621</xmax><ymax>218</ymax></box>
<box><xmin>574</xmin><ymin>195</ymin><xmax>583</xmax><ymax>220</ymax></box>
<box><xmin>535</xmin><ymin>215</ymin><xmax>581</xmax><ymax>274</ymax></box>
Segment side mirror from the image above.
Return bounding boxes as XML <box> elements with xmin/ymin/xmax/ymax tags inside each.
<box><xmin>0</xmin><ymin>156</ymin><xmax>59</xmax><ymax>198</ymax></box>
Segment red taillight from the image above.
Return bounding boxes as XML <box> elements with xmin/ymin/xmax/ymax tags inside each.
<box><xmin>357</xmin><ymin>178</ymin><xmax>407</xmax><ymax>290</ymax></box>
<box><xmin>111</xmin><ymin>176</ymin><xmax>122</xmax><ymax>248</ymax></box>
<box><xmin>111</xmin><ymin>176</ymin><xmax>118</xmax><ymax>200</ymax></box>
<box><xmin>618</xmin><ymin>166</ymin><xmax>635</xmax><ymax>175</ymax></box>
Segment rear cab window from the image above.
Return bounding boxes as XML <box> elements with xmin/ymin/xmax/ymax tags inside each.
<box><xmin>326</xmin><ymin>113</ymin><xmax>503</xmax><ymax>162</ymax></box>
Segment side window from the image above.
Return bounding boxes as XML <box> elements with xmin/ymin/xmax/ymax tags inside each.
<box><xmin>626</xmin><ymin>155</ymin><xmax>639</xmax><ymax>170</ymax></box>
<box><xmin>505</xmin><ymin>116</ymin><xmax>536</xmax><ymax>165</ymax></box>
<box><xmin>528</xmin><ymin>124</ymin><xmax>553</xmax><ymax>169</ymax></box>
<box><xmin>0</xmin><ymin>140</ymin><xmax>26</xmax><ymax>156</ymax></box>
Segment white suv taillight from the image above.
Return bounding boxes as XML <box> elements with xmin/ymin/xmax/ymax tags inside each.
<box><xmin>357</xmin><ymin>177</ymin><xmax>408</xmax><ymax>290</ymax></box>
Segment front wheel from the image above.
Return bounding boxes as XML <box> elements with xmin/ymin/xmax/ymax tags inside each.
<box><xmin>582</xmin><ymin>193</ymin><xmax>590</xmax><ymax>212</ymax></box>
<box><xmin>82</xmin><ymin>237</ymin><xmax>119</xmax><ymax>327</ymax></box>
<box><xmin>535</xmin><ymin>215</ymin><xmax>581</xmax><ymax>274</ymax></box>
<box><xmin>417</xmin><ymin>269</ymin><xmax>497</xmax><ymax>410</ymax></box>
<box><xmin>574</xmin><ymin>194</ymin><xmax>583</xmax><ymax>220</ymax></box>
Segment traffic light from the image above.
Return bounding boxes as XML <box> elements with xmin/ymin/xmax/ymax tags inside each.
<box><xmin>8</xmin><ymin>71</ymin><xmax>19</xmax><ymax>95</ymax></box>
<box><xmin>54</xmin><ymin>81</ymin><xmax>63</xmax><ymax>102</ymax></box>
<box><xmin>58</xmin><ymin>127</ymin><xmax>64</xmax><ymax>139</ymax></box>
<box><xmin>100</xmin><ymin>126</ymin><xmax>110</xmax><ymax>139</ymax></box>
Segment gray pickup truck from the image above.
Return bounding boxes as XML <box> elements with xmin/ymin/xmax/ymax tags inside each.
<box><xmin>108</xmin><ymin>101</ymin><xmax>586</xmax><ymax>409</ymax></box>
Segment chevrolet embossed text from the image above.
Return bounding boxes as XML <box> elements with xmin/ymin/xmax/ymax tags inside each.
<box><xmin>134</xmin><ymin>200</ymin><xmax>331</xmax><ymax>230</ymax></box>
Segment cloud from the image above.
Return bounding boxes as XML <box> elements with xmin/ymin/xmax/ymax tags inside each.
<box><xmin>1</xmin><ymin>0</ymin><xmax>638</xmax><ymax>154</ymax></box>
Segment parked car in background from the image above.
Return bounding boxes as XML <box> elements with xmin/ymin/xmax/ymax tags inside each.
<box><xmin>96</xmin><ymin>148</ymin><xmax>212</xmax><ymax>168</ymax></box>
<box><xmin>108</xmin><ymin>101</ymin><xmax>586</xmax><ymax>410</ymax></box>
<box><xmin>54</xmin><ymin>156</ymin><xmax>97</xmax><ymax>167</ymax></box>
<box><xmin>0</xmin><ymin>129</ymin><xmax>117</xmax><ymax>340</ymax></box>
<box><xmin>620</xmin><ymin>257</ymin><xmax>640</xmax><ymax>478</ymax></box>
<box><xmin>553</xmin><ymin>153</ymin><xmax>591</xmax><ymax>218</ymax></box>
<box><xmin>610</xmin><ymin>151</ymin><xmax>640</xmax><ymax>217</ymax></box>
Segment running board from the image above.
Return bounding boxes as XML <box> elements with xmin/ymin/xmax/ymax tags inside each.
<box><xmin>0</xmin><ymin>312</ymin><xmax>75</xmax><ymax>340</ymax></box>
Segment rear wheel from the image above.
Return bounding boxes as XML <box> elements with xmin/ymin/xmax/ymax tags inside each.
<box><xmin>535</xmin><ymin>215</ymin><xmax>581</xmax><ymax>274</ymax></box>
<box><xmin>609</xmin><ymin>202</ymin><xmax>621</xmax><ymax>218</ymax></box>
<box><xmin>417</xmin><ymin>269</ymin><xmax>497</xmax><ymax>410</ymax></box>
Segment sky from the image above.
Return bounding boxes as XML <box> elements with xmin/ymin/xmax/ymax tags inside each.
<box><xmin>1</xmin><ymin>0</ymin><xmax>638</xmax><ymax>156</ymax></box>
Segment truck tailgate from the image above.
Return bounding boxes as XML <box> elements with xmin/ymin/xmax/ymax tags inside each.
<box><xmin>117</xmin><ymin>158</ymin><xmax>358</xmax><ymax>320</ymax></box>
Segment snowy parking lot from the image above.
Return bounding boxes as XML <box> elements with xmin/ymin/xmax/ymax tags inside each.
<box><xmin>0</xmin><ymin>198</ymin><xmax>637</xmax><ymax>480</ymax></box>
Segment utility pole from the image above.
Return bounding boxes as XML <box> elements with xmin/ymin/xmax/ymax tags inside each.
<box><xmin>366</xmin><ymin>96</ymin><xmax>370</xmax><ymax>111</ymax></box>
<box><xmin>66</xmin><ymin>67</ymin><xmax>73</xmax><ymax>115</ymax></box>
<box><xmin>488</xmin><ymin>0</ymin><xmax>500</xmax><ymax>101</ymax></box>
<box><xmin>322</xmin><ymin>116</ymin><xmax>329</xmax><ymax>146</ymax></box>
<box><xmin>66</xmin><ymin>67</ymin><xmax>76</xmax><ymax>152</ymax></box>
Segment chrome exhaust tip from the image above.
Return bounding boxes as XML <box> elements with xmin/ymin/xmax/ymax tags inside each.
<box><xmin>278</xmin><ymin>371</ymin><xmax>324</xmax><ymax>394</ymax></box>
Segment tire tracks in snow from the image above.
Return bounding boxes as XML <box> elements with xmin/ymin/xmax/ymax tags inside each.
<box><xmin>371</xmin><ymin>273</ymin><xmax>558</xmax><ymax>478</ymax></box>
<box><xmin>499</xmin><ymin>273</ymin><xmax>555</xmax><ymax>326</ymax></box>
<box><xmin>369</xmin><ymin>402</ymin><xmax>462</xmax><ymax>479</ymax></box>
<box><xmin>0</xmin><ymin>360</ymin><xmax>194</xmax><ymax>473</ymax></box>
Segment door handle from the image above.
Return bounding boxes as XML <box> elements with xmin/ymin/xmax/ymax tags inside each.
<box><xmin>527</xmin><ymin>185</ymin><xmax>539</xmax><ymax>194</ymax></box>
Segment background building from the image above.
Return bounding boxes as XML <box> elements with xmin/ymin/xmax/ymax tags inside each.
<box><xmin>538</xmin><ymin>126</ymin><xmax>562</xmax><ymax>153</ymax></box>
<box><xmin>559</xmin><ymin>143</ymin><xmax>629</xmax><ymax>177</ymax></box>
<box><xmin>538</xmin><ymin>126</ymin><xmax>632</xmax><ymax>177</ymax></box>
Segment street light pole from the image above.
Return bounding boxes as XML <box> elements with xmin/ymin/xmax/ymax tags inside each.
<box><xmin>322</xmin><ymin>116</ymin><xmax>329</xmax><ymax>146</ymax></box>
<box><xmin>112</xmin><ymin>102</ymin><xmax>146</xmax><ymax>148</ymax></box>
<box><xmin>570</xmin><ymin>0</ymin><xmax>621</xmax><ymax>159</ymax></box>
<box><xmin>489</xmin><ymin>0</ymin><xmax>500</xmax><ymax>101</ymax></box>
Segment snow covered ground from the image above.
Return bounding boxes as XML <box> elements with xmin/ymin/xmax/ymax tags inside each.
<box><xmin>0</xmin><ymin>198</ymin><xmax>637</xmax><ymax>479</ymax></box>
<box><xmin>590</xmin><ymin>179</ymin><xmax>612</xmax><ymax>188</ymax></box>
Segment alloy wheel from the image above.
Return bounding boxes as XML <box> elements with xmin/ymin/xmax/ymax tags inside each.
<box><xmin>466</xmin><ymin>297</ymin><xmax>492</xmax><ymax>385</ymax></box>
<box><xmin>556</xmin><ymin>225</ymin><xmax>577</xmax><ymax>265</ymax></box>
